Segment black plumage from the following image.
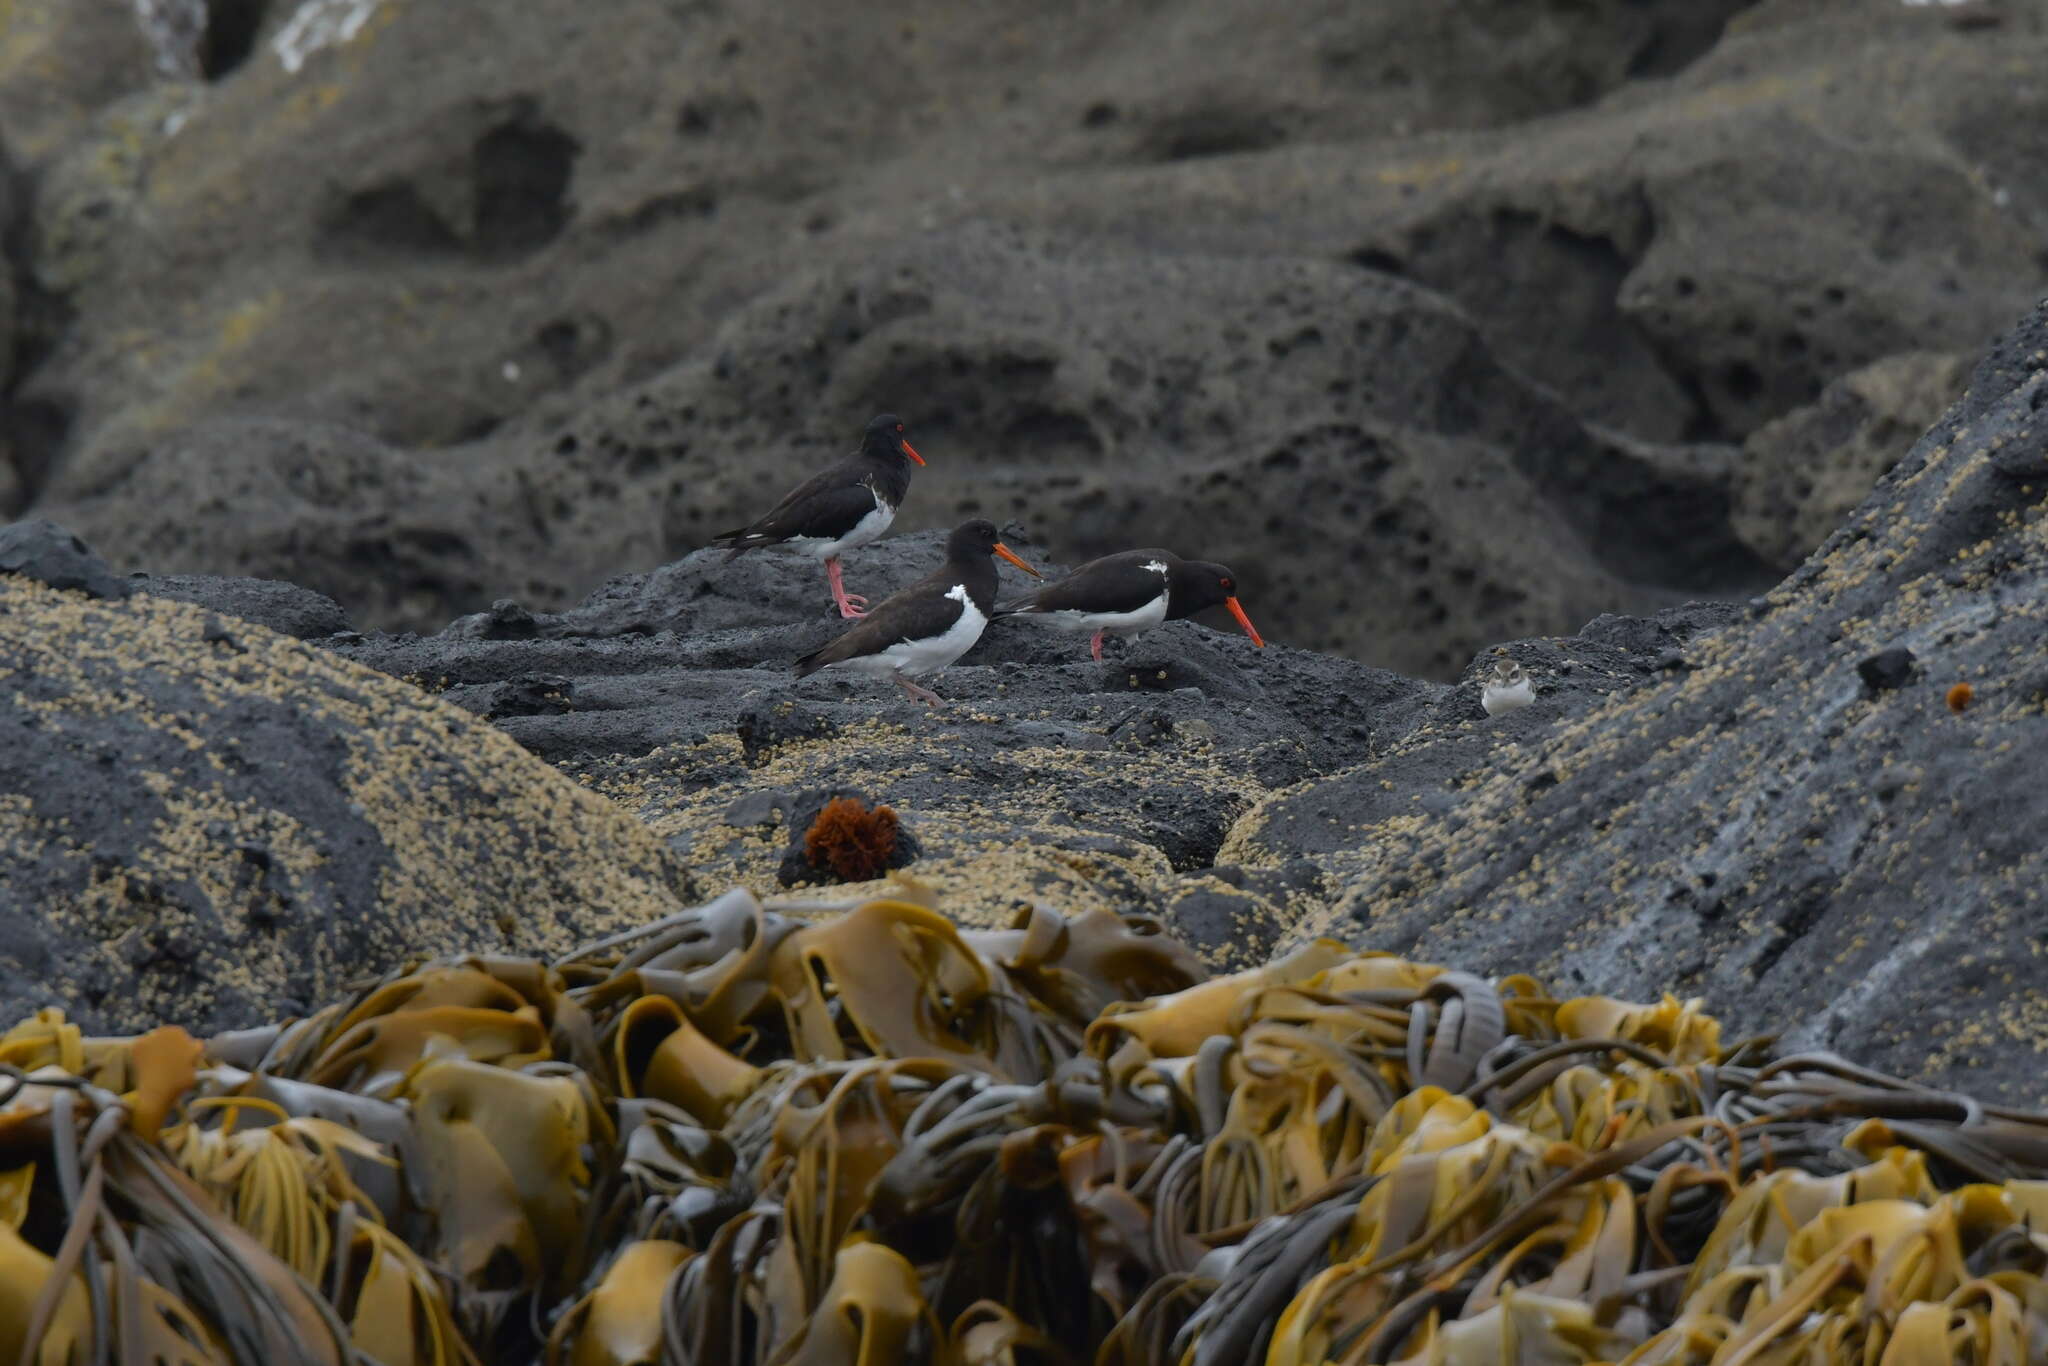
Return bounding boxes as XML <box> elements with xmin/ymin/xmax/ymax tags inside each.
<box><xmin>795</xmin><ymin>519</ymin><xmax>1040</xmax><ymax>704</ymax></box>
<box><xmin>997</xmin><ymin>548</ymin><xmax>1263</xmax><ymax>660</ymax></box>
<box><xmin>713</xmin><ymin>413</ymin><xmax>924</xmax><ymax>617</ymax></box>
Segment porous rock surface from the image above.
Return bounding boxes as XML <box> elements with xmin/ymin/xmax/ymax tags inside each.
<box><xmin>3</xmin><ymin>0</ymin><xmax>2047</xmax><ymax>1100</ymax></box>
<box><xmin>0</xmin><ymin>533</ymin><xmax>687</xmax><ymax>1035</ymax></box>
<box><xmin>4</xmin><ymin>294</ymin><xmax>2044</xmax><ymax>1097</ymax></box>
<box><xmin>1227</xmin><ymin>300</ymin><xmax>2048</xmax><ymax>1105</ymax></box>
<box><xmin>289</xmin><ymin>301</ymin><xmax>2048</xmax><ymax>1106</ymax></box>
<box><xmin>9</xmin><ymin>0</ymin><xmax>2039</xmax><ymax>674</ymax></box>
<box><xmin>328</xmin><ymin>528</ymin><xmax>1433</xmax><ymax>972</ymax></box>
<box><xmin>1732</xmin><ymin>351</ymin><xmax>1976</xmax><ymax>571</ymax></box>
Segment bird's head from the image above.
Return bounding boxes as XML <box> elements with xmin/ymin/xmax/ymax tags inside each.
<box><xmin>1177</xmin><ymin>560</ymin><xmax>1264</xmax><ymax>647</ymax></box>
<box><xmin>949</xmin><ymin>519</ymin><xmax>1039</xmax><ymax>576</ymax></box>
<box><xmin>865</xmin><ymin>413</ymin><xmax>925</xmax><ymax>466</ymax></box>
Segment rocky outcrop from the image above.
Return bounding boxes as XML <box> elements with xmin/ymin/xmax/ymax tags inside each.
<box><xmin>1732</xmin><ymin>350</ymin><xmax>1975</xmax><ymax>570</ymax></box>
<box><xmin>5</xmin><ymin>0</ymin><xmax>2036</xmax><ymax>673</ymax></box>
<box><xmin>193</xmin><ymin>298</ymin><xmax>2048</xmax><ymax>1108</ymax></box>
<box><xmin>3</xmin><ymin>0</ymin><xmax>2045</xmax><ymax>1104</ymax></box>
<box><xmin>4</xmin><ymin>288</ymin><xmax>2044</xmax><ymax>1095</ymax></box>
<box><xmin>41</xmin><ymin>416</ymin><xmax>490</xmax><ymax>630</ymax></box>
<box><xmin>127</xmin><ymin>569</ymin><xmax>352</xmax><ymax>640</ymax></box>
<box><xmin>0</xmin><ymin>525</ymin><xmax>687</xmax><ymax>1035</ymax></box>
<box><xmin>1224</xmin><ymin>299</ymin><xmax>2048</xmax><ymax>1105</ymax></box>
<box><xmin>328</xmin><ymin>527</ymin><xmax>1425</xmax><ymax>965</ymax></box>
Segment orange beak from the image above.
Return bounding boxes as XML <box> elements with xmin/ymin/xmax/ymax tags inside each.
<box><xmin>993</xmin><ymin>543</ymin><xmax>1041</xmax><ymax>577</ymax></box>
<box><xmin>1226</xmin><ymin>596</ymin><xmax>1264</xmax><ymax>648</ymax></box>
<box><xmin>900</xmin><ymin>438</ymin><xmax>926</xmax><ymax>466</ymax></box>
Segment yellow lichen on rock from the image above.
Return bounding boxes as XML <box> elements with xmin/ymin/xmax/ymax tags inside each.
<box><xmin>0</xmin><ymin>575</ymin><xmax>684</xmax><ymax>1032</ymax></box>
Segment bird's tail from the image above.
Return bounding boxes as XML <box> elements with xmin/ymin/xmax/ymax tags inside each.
<box><xmin>711</xmin><ymin>528</ymin><xmax>762</xmax><ymax>562</ymax></box>
<box><xmin>992</xmin><ymin>597</ymin><xmax>1042</xmax><ymax>619</ymax></box>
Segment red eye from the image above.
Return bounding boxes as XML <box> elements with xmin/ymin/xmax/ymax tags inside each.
<box><xmin>1221</xmin><ymin>578</ymin><xmax>1233</xmax><ymax>590</ymax></box>
<box><xmin>896</xmin><ymin>424</ymin><xmax>904</xmax><ymax>432</ymax></box>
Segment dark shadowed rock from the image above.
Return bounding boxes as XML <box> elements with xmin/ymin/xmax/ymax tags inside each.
<box><xmin>128</xmin><ymin>570</ymin><xmax>352</xmax><ymax>639</ymax></box>
<box><xmin>1857</xmin><ymin>647</ymin><xmax>1918</xmax><ymax>694</ymax></box>
<box><xmin>40</xmin><ymin>417</ymin><xmax>490</xmax><ymax>633</ymax></box>
<box><xmin>0</xmin><ymin>577</ymin><xmax>686</xmax><ymax>1034</ymax></box>
<box><xmin>1224</xmin><ymin>300</ymin><xmax>2048</xmax><ymax>1104</ymax></box>
<box><xmin>0</xmin><ymin>517</ymin><xmax>130</xmax><ymax>598</ymax></box>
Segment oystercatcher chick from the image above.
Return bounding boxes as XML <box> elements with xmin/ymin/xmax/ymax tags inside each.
<box><xmin>794</xmin><ymin>520</ymin><xmax>1041</xmax><ymax>704</ymax></box>
<box><xmin>711</xmin><ymin>412</ymin><xmax>924</xmax><ymax>618</ymax></box>
<box><xmin>996</xmin><ymin>548</ymin><xmax>1264</xmax><ymax>661</ymax></box>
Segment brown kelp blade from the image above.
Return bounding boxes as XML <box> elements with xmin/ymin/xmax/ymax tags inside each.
<box><xmin>5</xmin><ymin>892</ymin><xmax>2048</xmax><ymax>1366</ymax></box>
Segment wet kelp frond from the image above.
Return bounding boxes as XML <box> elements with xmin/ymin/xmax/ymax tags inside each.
<box><xmin>4</xmin><ymin>889</ymin><xmax>2048</xmax><ymax>1364</ymax></box>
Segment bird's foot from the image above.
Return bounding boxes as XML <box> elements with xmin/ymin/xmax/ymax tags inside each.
<box><xmin>836</xmin><ymin>593</ymin><xmax>869</xmax><ymax>619</ymax></box>
<box><xmin>1089</xmin><ymin>630</ymin><xmax>1106</xmax><ymax>663</ymax></box>
<box><xmin>893</xmin><ymin>676</ymin><xmax>943</xmax><ymax>706</ymax></box>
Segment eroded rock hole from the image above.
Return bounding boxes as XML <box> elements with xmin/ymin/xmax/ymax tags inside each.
<box><xmin>472</xmin><ymin>118</ymin><xmax>580</xmax><ymax>259</ymax></box>
<box><xmin>199</xmin><ymin>0</ymin><xmax>267</xmax><ymax>79</ymax></box>
<box><xmin>321</xmin><ymin>183</ymin><xmax>462</xmax><ymax>258</ymax></box>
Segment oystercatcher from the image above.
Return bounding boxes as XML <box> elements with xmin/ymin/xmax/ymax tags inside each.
<box><xmin>793</xmin><ymin>520</ymin><xmax>1040</xmax><ymax>704</ymax></box>
<box><xmin>711</xmin><ymin>413</ymin><xmax>925</xmax><ymax>618</ymax></box>
<box><xmin>996</xmin><ymin>548</ymin><xmax>1264</xmax><ymax>661</ymax></box>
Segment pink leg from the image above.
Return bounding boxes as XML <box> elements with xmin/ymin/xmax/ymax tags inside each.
<box><xmin>825</xmin><ymin>557</ymin><xmax>868</xmax><ymax>618</ymax></box>
<box><xmin>893</xmin><ymin>675</ymin><xmax>943</xmax><ymax>706</ymax></box>
<box><xmin>1090</xmin><ymin>630</ymin><xmax>1105</xmax><ymax>663</ymax></box>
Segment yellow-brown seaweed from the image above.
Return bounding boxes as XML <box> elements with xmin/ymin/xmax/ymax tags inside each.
<box><xmin>2</xmin><ymin>888</ymin><xmax>2046</xmax><ymax>1365</ymax></box>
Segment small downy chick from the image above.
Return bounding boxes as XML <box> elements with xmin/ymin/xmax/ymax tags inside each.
<box><xmin>1481</xmin><ymin>658</ymin><xmax>1534</xmax><ymax>716</ymax></box>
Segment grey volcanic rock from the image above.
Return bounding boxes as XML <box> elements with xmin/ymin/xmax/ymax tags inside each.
<box><xmin>0</xmin><ymin>517</ymin><xmax>130</xmax><ymax>598</ymax></box>
<box><xmin>445</xmin><ymin>229</ymin><xmax>1773</xmax><ymax>677</ymax></box>
<box><xmin>1223</xmin><ymin>300</ymin><xmax>2048</xmax><ymax>1106</ymax></box>
<box><xmin>0</xmin><ymin>1</ymin><xmax>156</xmax><ymax>165</ymax></box>
<box><xmin>43</xmin><ymin>417</ymin><xmax>487</xmax><ymax>633</ymax></box>
<box><xmin>1733</xmin><ymin>351</ymin><xmax>1975</xmax><ymax>570</ymax></box>
<box><xmin>0</xmin><ymin>573</ymin><xmax>686</xmax><ymax>1034</ymax></box>
<box><xmin>337</xmin><ymin>526</ymin><xmax>1434</xmax><ymax>770</ymax></box>
<box><xmin>128</xmin><ymin>570</ymin><xmax>352</xmax><ymax>639</ymax></box>
<box><xmin>8</xmin><ymin>0</ymin><xmax>1766</xmax><ymax>472</ymax></box>
<box><xmin>330</xmin><ymin>527</ymin><xmax>1439</xmax><ymax>920</ymax></box>
<box><xmin>10</xmin><ymin>0</ymin><xmax>2046</xmax><ymax>674</ymax></box>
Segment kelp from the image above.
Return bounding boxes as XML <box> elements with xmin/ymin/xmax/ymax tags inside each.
<box><xmin>4</xmin><ymin>888</ymin><xmax>2048</xmax><ymax>1365</ymax></box>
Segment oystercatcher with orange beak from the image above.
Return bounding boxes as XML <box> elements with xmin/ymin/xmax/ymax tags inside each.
<box><xmin>794</xmin><ymin>520</ymin><xmax>1040</xmax><ymax>704</ymax></box>
<box><xmin>996</xmin><ymin>548</ymin><xmax>1264</xmax><ymax>661</ymax></box>
<box><xmin>712</xmin><ymin>413</ymin><xmax>925</xmax><ymax>618</ymax></box>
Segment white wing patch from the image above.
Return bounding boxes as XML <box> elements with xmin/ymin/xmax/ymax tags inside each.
<box><xmin>1142</xmin><ymin>560</ymin><xmax>1169</xmax><ymax>575</ymax></box>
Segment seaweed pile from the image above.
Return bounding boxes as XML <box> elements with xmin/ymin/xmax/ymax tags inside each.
<box><xmin>5</xmin><ymin>890</ymin><xmax>2047</xmax><ymax>1364</ymax></box>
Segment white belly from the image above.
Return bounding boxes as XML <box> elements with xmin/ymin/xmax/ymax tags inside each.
<box><xmin>785</xmin><ymin>497</ymin><xmax>895</xmax><ymax>560</ymax></box>
<box><xmin>1482</xmin><ymin>679</ymin><xmax>1534</xmax><ymax>716</ymax></box>
<box><xmin>1032</xmin><ymin>591</ymin><xmax>1168</xmax><ymax>638</ymax></box>
<box><xmin>826</xmin><ymin>588</ymin><xmax>988</xmax><ymax>679</ymax></box>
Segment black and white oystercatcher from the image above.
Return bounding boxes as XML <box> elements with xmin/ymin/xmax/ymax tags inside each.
<box><xmin>794</xmin><ymin>519</ymin><xmax>1040</xmax><ymax>704</ymax></box>
<box><xmin>996</xmin><ymin>548</ymin><xmax>1264</xmax><ymax>661</ymax></box>
<box><xmin>712</xmin><ymin>413</ymin><xmax>925</xmax><ymax>618</ymax></box>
